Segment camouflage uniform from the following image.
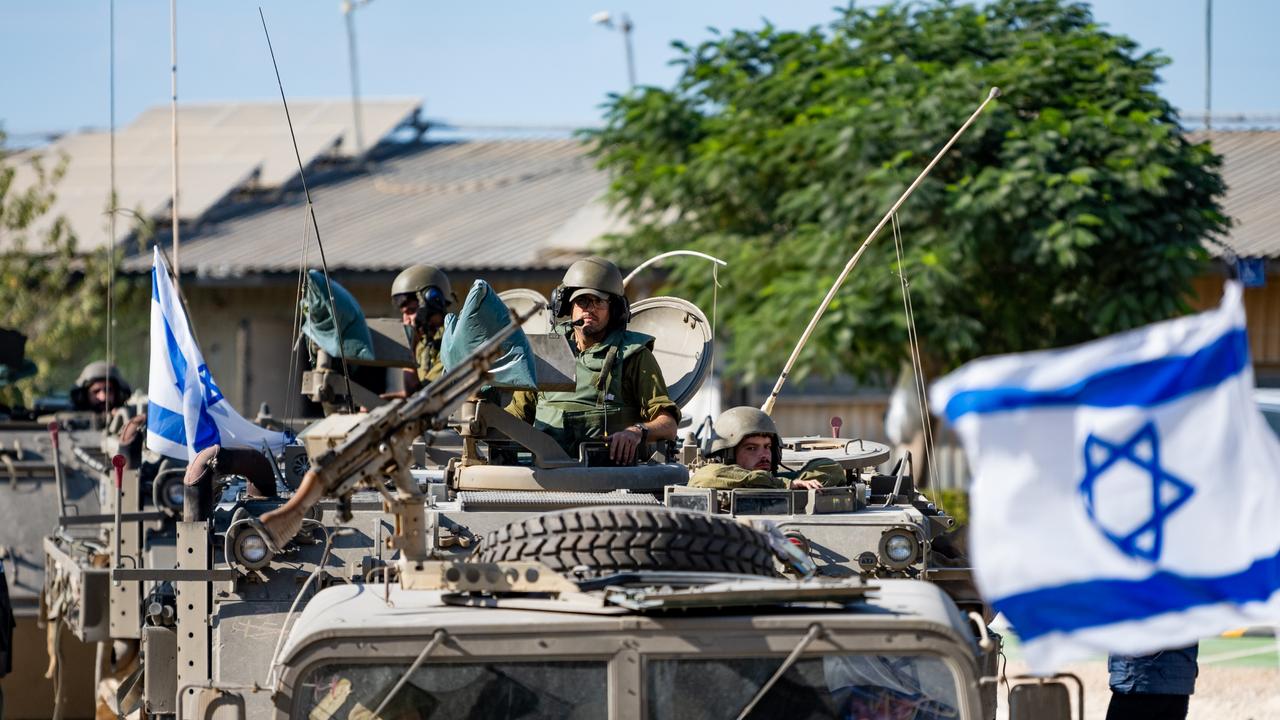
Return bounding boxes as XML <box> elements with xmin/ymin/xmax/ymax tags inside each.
<box><xmin>415</xmin><ymin>326</ymin><xmax>446</xmax><ymax>383</ymax></box>
<box><xmin>393</xmin><ymin>264</ymin><xmax>453</xmax><ymax>385</ymax></box>
<box><xmin>689</xmin><ymin>459</ymin><xmax>845</xmax><ymax>490</ymax></box>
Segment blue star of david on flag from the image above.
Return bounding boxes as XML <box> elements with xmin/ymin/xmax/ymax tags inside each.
<box><xmin>1078</xmin><ymin>421</ymin><xmax>1195</xmax><ymax>562</ymax></box>
<box><xmin>146</xmin><ymin>247</ymin><xmax>288</xmax><ymax>460</ymax></box>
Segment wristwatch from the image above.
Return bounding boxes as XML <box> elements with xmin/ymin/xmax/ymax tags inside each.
<box><xmin>630</xmin><ymin>423</ymin><xmax>648</xmax><ymax>445</ymax></box>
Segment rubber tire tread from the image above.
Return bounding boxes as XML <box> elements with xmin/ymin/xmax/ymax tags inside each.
<box><xmin>474</xmin><ymin>507</ymin><xmax>778</xmax><ymax>578</ymax></box>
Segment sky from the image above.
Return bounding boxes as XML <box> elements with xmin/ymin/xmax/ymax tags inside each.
<box><xmin>1</xmin><ymin>0</ymin><xmax>1276</xmax><ymax>143</ymax></box>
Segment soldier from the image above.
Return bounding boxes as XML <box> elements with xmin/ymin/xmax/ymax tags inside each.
<box><xmin>391</xmin><ymin>264</ymin><xmax>454</xmax><ymax>391</ymax></box>
<box><xmin>690</xmin><ymin>406</ymin><xmax>844</xmax><ymax>490</ymax></box>
<box><xmin>506</xmin><ymin>256</ymin><xmax>678</xmax><ymax>464</ymax></box>
<box><xmin>69</xmin><ymin>361</ymin><xmax>132</xmax><ymax>413</ymax></box>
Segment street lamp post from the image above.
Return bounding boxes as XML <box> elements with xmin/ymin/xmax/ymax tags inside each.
<box><xmin>592</xmin><ymin>10</ymin><xmax>636</xmax><ymax>90</ymax></box>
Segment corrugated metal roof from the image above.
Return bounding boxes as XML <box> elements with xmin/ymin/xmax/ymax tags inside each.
<box><xmin>1</xmin><ymin>99</ymin><xmax>420</xmax><ymax>253</ymax></box>
<box><xmin>122</xmin><ymin>139</ymin><xmax>617</xmax><ymax>275</ymax></box>
<box><xmin>1190</xmin><ymin>130</ymin><xmax>1280</xmax><ymax>258</ymax></box>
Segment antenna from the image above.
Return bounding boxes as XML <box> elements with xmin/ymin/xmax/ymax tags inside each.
<box><xmin>760</xmin><ymin>87</ymin><xmax>1002</xmax><ymax>415</ymax></box>
<box><xmin>259</xmin><ymin>7</ymin><xmax>356</xmax><ymax>413</ymax></box>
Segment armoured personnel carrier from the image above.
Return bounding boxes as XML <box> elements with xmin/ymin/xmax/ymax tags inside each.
<box><xmin>38</xmin><ymin>290</ymin><xmax>1071</xmax><ymax>718</ymax></box>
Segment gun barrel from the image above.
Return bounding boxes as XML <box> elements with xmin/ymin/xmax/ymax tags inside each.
<box><xmin>258</xmin><ymin>304</ymin><xmax>539</xmax><ymax>546</ymax></box>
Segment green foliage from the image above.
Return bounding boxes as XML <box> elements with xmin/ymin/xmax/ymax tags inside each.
<box><xmin>0</xmin><ymin>130</ymin><xmax>149</xmax><ymax>406</ymax></box>
<box><xmin>587</xmin><ymin>0</ymin><xmax>1228</xmax><ymax>383</ymax></box>
<box><xmin>935</xmin><ymin>488</ymin><xmax>970</xmax><ymax>530</ymax></box>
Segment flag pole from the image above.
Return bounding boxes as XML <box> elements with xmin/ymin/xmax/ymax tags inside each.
<box><xmin>760</xmin><ymin>87</ymin><xmax>1001</xmax><ymax>416</ymax></box>
<box><xmin>169</xmin><ymin>0</ymin><xmax>180</xmax><ymax>286</ymax></box>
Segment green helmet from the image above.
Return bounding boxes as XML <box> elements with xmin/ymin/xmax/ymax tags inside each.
<box><xmin>391</xmin><ymin>264</ymin><xmax>454</xmax><ymax>308</ymax></box>
<box><xmin>75</xmin><ymin>361</ymin><xmax>130</xmax><ymax>392</ymax></box>
<box><xmin>70</xmin><ymin>361</ymin><xmax>132</xmax><ymax>411</ymax></box>
<box><xmin>563</xmin><ymin>257</ymin><xmax>625</xmax><ymax>299</ymax></box>
<box><xmin>708</xmin><ymin>406</ymin><xmax>781</xmax><ymax>469</ymax></box>
<box><xmin>554</xmin><ymin>256</ymin><xmax>627</xmax><ymax>319</ymax></box>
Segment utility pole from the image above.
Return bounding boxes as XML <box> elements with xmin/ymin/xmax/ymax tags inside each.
<box><xmin>1205</xmin><ymin>0</ymin><xmax>1213</xmax><ymax>131</ymax></box>
<box><xmin>620</xmin><ymin>13</ymin><xmax>636</xmax><ymax>90</ymax></box>
<box><xmin>341</xmin><ymin>0</ymin><xmax>372</xmax><ymax>157</ymax></box>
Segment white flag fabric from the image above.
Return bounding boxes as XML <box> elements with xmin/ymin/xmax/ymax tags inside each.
<box><xmin>931</xmin><ymin>281</ymin><xmax>1280</xmax><ymax>672</ymax></box>
<box><xmin>146</xmin><ymin>248</ymin><xmax>288</xmax><ymax>460</ymax></box>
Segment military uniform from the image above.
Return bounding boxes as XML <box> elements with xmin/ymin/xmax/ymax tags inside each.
<box><xmin>392</xmin><ymin>263</ymin><xmax>453</xmax><ymax>385</ymax></box>
<box><xmin>690</xmin><ymin>406</ymin><xmax>845</xmax><ymax>490</ymax></box>
<box><xmin>689</xmin><ymin>459</ymin><xmax>845</xmax><ymax>490</ymax></box>
<box><xmin>414</xmin><ymin>326</ymin><xmax>446</xmax><ymax>383</ymax></box>
<box><xmin>506</xmin><ymin>326</ymin><xmax>678</xmax><ymax>454</ymax></box>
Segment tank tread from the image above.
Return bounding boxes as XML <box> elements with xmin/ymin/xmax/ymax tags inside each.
<box><xmin>474</xmin><ymin>506</ymin><xmax>777</xmax><ymax>578</ymax></box>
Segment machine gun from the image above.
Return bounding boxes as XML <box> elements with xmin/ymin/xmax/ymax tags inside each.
<box><xmin>258</xmin><ymin>307</ymin><xmax>533</xmax><ymax>559</ymax></box>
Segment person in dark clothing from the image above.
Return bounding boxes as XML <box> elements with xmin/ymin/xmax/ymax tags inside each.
<box><xmin>0</xmin><ymin>555</ymin><xmax>15</xmax><ymax>717</ymax></box>
<box><xmin>1105</xmin><ymin>645</ymin><xmax>1198</xmax><ymax>720</ymax></box>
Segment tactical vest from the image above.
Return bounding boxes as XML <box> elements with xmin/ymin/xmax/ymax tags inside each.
<box><xmin>534</xmin><ymin>327</ymin><xmax>654</xmax><ymax>455</ymax></box>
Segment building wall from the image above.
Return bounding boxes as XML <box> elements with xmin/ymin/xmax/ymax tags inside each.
<box><xmin>1191</xmin><ymin>273</ymin><xmax>1280</xmax><ymax>384</ymax></box>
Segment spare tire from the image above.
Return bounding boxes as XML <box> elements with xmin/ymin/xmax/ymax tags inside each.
<box><xmin>474</xmin><ymin>506</ymin><xmax>778</xmax><ymax>577</ymax></box>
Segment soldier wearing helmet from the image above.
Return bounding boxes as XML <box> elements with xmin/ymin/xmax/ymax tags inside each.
<box><xmin>391</xmin><ymin>264</ymin><xmax>454</xmax><ymax>390</ymax></box>
<box><xmin>70</xmin><ymin>361</ymin><xmax>132</xmax><ymax>413</ymax></box>
<box><xmin>506</xmin><ymin>256</ymin><xmax>678</xmax><ymax>464</ymax></box>
<box><xmin>690</xmin><ymin>406</ymin><xmax>844</xmax><ymax>490</ymax></box>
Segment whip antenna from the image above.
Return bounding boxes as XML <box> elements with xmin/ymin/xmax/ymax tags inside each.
<box><xmin>259</xmin><ymin>7</ymin><xmax>356</xmax><ymax>414</ymax></box>
<box><xmin>760</xmin><ymin>87</ymin><xmax>1001</xmax><ymax>415</ymax></box>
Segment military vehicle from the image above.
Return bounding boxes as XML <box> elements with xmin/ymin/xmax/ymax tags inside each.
<box><xmin>36</xmin><ymin>288</ymin><xmax>1083</xmax><ymax>719</ymax></box>
<box><xmin>0</xmin><ymin>331</ymin><xmax>175</xmax><ymax>718</ymax></box>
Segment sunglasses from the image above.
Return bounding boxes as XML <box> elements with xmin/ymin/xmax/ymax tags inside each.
<box><xmin>572</xmin><ymin>295</ymin><xmax>608</xmax><ymax>309</ymax></box>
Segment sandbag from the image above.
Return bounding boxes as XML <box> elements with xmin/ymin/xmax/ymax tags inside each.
<box><xmin>441</xmin><ymin>280</ymin><xmax>536</xmax><ymax>390</ymax></box>
<box><xmin>300</xmin><ymin>270</ymin><xmax>375</xmax><ymax>361</ymax></box>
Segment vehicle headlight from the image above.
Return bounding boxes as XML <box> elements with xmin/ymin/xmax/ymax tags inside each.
<box><xmin>165</xmin><ymin>478</ymin><xmax>186</xmax><ymax>508</ymax></box>
<box><xmin>233</xmin><ymin>529</ymin><xmax>273</xmax><ymax>570</ymax></box>
<box><xmin>154</xmin><ymin>471</ymin><xmax>186</xmax><ymax>516</ymax></box>
<box><xmin>879</xmin><ymin>530</ymin><xmax>919</xmax><ymax>569</ymax></box>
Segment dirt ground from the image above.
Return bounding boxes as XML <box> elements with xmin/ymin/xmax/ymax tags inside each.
<box><xmin>996</xmin><ymin>639</ymin><xmax>1280</xmax><ymax>720</ymax></box>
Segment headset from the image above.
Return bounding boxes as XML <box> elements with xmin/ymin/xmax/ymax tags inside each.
<box><xmin>394</xmin><ymin>286</ymin><xmax>450</xmax><ymax>334</ymax></box>
<box><xmin>550</xmin><ymin>285</ymin><xmax>630</xmax><ymax>327</ymax></box>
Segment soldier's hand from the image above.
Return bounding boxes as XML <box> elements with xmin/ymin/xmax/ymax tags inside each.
<box><xmin>790</xmin><ymin>478</ymin><xmax>823</xmax><ymax>491</ymax></box>
<box><xmin>609</xmin><ymin>427</ymin><xmax>643</xmax><ymax>465</ymax></box>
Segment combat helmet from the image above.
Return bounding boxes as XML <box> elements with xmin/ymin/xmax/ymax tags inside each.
<box><xmin>552</xmin><ymin>256</ymin><xmax>629</xmax><ymax>322</ymax></box>
<box><xmin>707</xmin><ymin>406</ymin><xmax>782</xmax><ymax>471</ymax></box>
<box><xmin>391</xmin><ymin>264</ymin><xmax>454</xmax><ymax>315</ymax></box>
<box><xmin>70</xmin><ymin>361</ymin><xmax>132</xmax><ymax>411</ymax></box>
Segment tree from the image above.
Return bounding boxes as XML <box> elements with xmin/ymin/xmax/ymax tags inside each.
<box><xmin>587</xmin><ymin>0</ymin><xmax>1229</xmax><ymax>386</ymax></box>
<box><xmin>0</xmin><ymin>130</ymin><xmax>148</xmax><ymax>406</ymax></box>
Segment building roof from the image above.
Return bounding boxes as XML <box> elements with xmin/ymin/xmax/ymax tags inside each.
<box><xmin>2</xmin><ymin>99</ymin><xmax>420</xmax><ymax>253</ymax></box>
<box><xmin>1192</xmin><ymin>130</ymin><xmax>1280</xmax><ymax>258</ymax></box>
<box><xmin>122</xmin><ymin>138</ymin><xmax>618</xmax><ymax>276</ymax></box>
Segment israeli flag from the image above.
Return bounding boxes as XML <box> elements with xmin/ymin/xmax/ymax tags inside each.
<box><xmin>146</xmin><ymin>248</ymin><xmax>288</xmax><ymax>460</ymax></box>
<box><xmin>932</xmin><ymin>281</ymin><xmax>1280</xmax><ymax>672</ymax></box>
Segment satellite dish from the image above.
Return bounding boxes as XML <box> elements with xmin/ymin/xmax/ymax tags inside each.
<box><xmin>627</xmin><ymin>297</ymin><xmax>713</xmax><ymax>409</ymax></box>
<box><xmin>497</xmin><ymin>288</ymin><xmax>554</xmax><ymax>335</ymax></box>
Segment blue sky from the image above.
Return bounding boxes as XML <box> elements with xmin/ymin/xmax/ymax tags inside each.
<box><xmin>1</xmin><ymin>1</ymin><xmax>1275</xmax><ymax>141</ymax></box>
